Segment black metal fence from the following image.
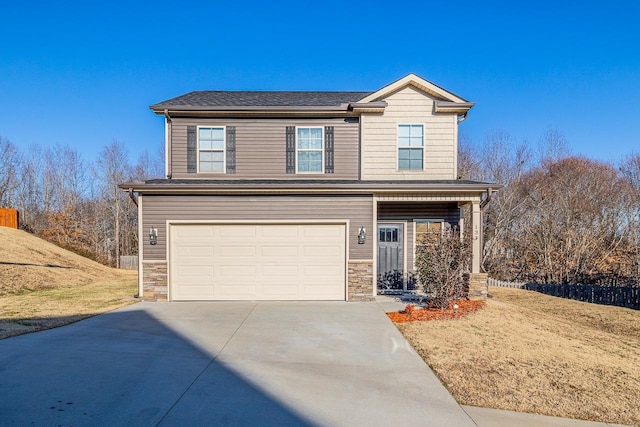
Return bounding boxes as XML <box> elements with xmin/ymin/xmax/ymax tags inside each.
<box><xmin>523</xmin><ymin>283</ymin><xmax>640</xmax><ymax>310</ymax></box>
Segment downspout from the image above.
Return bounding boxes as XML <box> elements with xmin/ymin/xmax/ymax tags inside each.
<box><xmin>457</xmin><ymin>112</ymin><xmax>469</xmax><ymax>123</ymax></box>
<box><xmin>128</xmin><ymin>188</ymin><xmax>138</xmax><ymax>207</ymax></box>
<box><xmin>480</xmin><ymin>187</ymin><xmax>493</xmax><ymax>209</ymax></box>
<box><xmin>164</xmin><ymin>109</ymin><xmax>172</xmax><ymax>179</ymax></box>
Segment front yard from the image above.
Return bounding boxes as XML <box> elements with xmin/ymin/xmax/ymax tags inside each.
<box><xmin>395</xmin><ymin>287</ymin><xmax>640</xmax><ymax>426</ymax></box>
<box><xmin>0</xmin><ymin>273</ymin><xmax>138</xmax><ymax>339</ymax></box>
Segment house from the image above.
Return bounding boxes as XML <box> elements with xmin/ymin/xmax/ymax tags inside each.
<box><xmin>120</xmin><ymin>74</ymin><xmax>500</xmax><ymax>302</ymax></box>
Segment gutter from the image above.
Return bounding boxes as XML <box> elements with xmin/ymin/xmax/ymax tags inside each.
<box><xmin>127</xmin><ymin>188</ymin><xmax>138</xmax><ymax>207</ymax></box>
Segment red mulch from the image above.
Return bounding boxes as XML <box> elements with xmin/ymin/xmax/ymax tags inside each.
<box><xmin>387</xmin><ymin>300</ymin><xmax>485</xmax><ymax>323</ymax></box>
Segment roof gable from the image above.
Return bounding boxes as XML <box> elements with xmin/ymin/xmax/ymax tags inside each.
<box><xmin>358</xmin><ymin>73</ymin><xmax>468</xmax><ymax>104</ymax></box>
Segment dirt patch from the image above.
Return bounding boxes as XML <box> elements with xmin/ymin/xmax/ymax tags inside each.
<box><xmin>387</xmin><ymin>300</ymin><xmax>485</xmax><ymax>322</ymax></box>
<box><xmin>394</xmin><ymin>287</ymin><xmax>640</xmax><ymax>426</ymax></box>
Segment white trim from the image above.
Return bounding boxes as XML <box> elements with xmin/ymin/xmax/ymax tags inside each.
<box><xmin>196</xmin><ymin>125</ymin><xmax>226</xmax><ymax>174</ymax></box>
<box><xmin>294</xmin><ymin>126</ymin><xmax>325</xmax><ymax>174</ymax></box>
<box><xmin>376</xmin><ymin>220</ymin><xmax>407</xmax><ymax>291</ymax></box>
<box><xmin>453</xmin><ymin>115</ymin><xmax>459</xmax><ymax>179</ymax></box>
<box><xmin>166</xmin><ymin>219</ymin><xmax>349</xmax><ymax>302</ymax></box>
<box><xmin>358</xmin><ymin>73</ymin><xmax>467</xmax><ymax>104</ymax></box>
<box><xmin>138</xmin><ymin>195</ymin><xmax>144</xmax><ymax>297</ymax></box>
<box><xmin>396</xmin><ymin>123</ymin><xmax>425</xmax><ymax>172</ymax></box>
<box><xmin>372</xmin><ymin>196</ymin><xmax>378</xmax><ymax>295</ymax></box>
<box><xmin>164</xmin><ymin>119</ymin><xmax>169</xmax><ymax>178</ymax></box>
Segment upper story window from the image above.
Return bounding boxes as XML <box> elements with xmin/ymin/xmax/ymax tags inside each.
<box><xmin>398</xmin><ymin>124</ymin><xmax>424</xmax><ymax>170</ymax></box>
<box><xmin>297</xmin><ymin>127</ymin><xmax>323</xmax><ymax>173</ymax></box>
<box><xmin>198</xmin><ymin>127</ymin><xmax>225</xmax><ymax>173</ymax></box>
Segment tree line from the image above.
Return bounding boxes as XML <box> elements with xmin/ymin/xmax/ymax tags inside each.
<box><xmin>0</xmin><ymin>136</ymin><xmax>162</xmax><ymax>267</ymax></box>
<box><xmin>460</xmin><ymin>128</ymin><xmax>640</xmax><ymax>285</ymax></box>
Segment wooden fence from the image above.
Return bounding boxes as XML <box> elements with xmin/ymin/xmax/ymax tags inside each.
<box><xmin>487</xmin><ymin>277</ymin><xmax>524</xmax><ymax>288</ymax></box>
<box><xmin>119</xmin><ymin>256</ymin><xmax>138</xmax><ymax>270</ymax></box>
<box><xmin>488</xmin><ymin>277</ymin><xmax>639</xmax><ymax>310</ymax></box>
<box><xmin>0</xmin><ymin>208</ymin><xmax>19</xmax><ymax>229</ymax></box>
<box><xmin>523</xmin><ymin>283</ymin><xmax>639</xmax><ymax>310</ymax></box>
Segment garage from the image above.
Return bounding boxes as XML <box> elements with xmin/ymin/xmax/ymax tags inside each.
<box><xmin>169</xmin><ymin>223</ymin><xmax>346</xmax><ymax>301</ymax></box>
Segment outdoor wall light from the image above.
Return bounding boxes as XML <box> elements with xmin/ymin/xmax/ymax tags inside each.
<box><xmin>357</xmin><ymin>226</ymin><xmax>366</xmax><ymax>244</ymax></box>
<box><xmin>149</xmin><ymin>227</ymin><xmax>158</xmax><ymax>245</ymax></box>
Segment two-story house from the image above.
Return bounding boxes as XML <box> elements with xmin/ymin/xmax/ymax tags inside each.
<box><xmin>121</xmin><ymin>74</ymin><xmax>499</xmax><ymax>302</ymax></box>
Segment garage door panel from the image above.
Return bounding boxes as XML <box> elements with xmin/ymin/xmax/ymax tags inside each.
<box><xmin>261</xmin><ymin>245</ymin><xmax>300</xmax><ymax>257</ymax></box>
<box><xmin>175</xmin><ymin>226</ymin><xmax>213</xmax><ymax>238</ymax></box>
<box><xmin>261</xmin><ymin>226</ymin><xmax>299</xmax><ymax>238</ymax></box>
<box><xmin>219</xmin><ymin>227</ymin><xmax>256</xmax><ymax>238</ymax></box>
<box><xmin>170</xmin><ymin>223</ymin><xmax>346</xmax><ymax>301</ymax></box>
<box><xmin>218</xmin><ymin>284</ymin><xmax>258</xmax><ymax>296</ymax></box>
<box><xmin>175</xmin><ymin>265</ymin><xmax>214</xmax><ymax>277</ymax></box>
<box><xmin>218</xmin><ymin>245</ymin><xmax>257</xmax><ymax>257</ymax></box>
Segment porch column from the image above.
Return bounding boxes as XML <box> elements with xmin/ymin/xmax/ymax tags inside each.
<box><xmin>471</xmin><ymin>200</ymin><xmax>481</xmax><ymax>274</ymax></box>
<box><xmin>469</xmin><ymin>200</ymin><xmax>487</xmax><ymax>300</ymax></box>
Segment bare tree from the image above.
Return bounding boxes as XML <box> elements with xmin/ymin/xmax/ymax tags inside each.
<box><xmin>94</xmin><ymin>141</ymin><xmax>134</xmax><ymax>267</ymax></box>
<box><xmin>0</xmin><ymin>136</ymin><xmax>20</xmax><ymax>207</ymax></box>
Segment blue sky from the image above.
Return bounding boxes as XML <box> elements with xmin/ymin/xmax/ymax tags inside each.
<box><xmin>1</xmin><ymin>0</ymin><xmax>638</xmax><ymax>165</ymax></box>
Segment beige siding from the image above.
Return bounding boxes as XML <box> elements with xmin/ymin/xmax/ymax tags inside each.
<box><xmin>142</xmin><ymin>195</ymin><xmax>373</xmax><ymax>261</ymax></box>
<box><xmin>361</xmin><ymin>86</ymin><xmax>458</xmax><ymax>180</ymax></box>
<box><xmin>170</xmin><ymin>118</ymin><xmax>359</xmax><ymax>179</ymax></box>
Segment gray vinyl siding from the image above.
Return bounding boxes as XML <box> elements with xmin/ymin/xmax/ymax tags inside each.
<box><xmin>377</xmin><ymin>202</ymin><xmax>460</xmax><ymax>273</ymax></box>
<box><xmin>142</xmin><ymin>194</ymin><xmax>373</xmax><ymax>261</ymax></box>
<box><xmin>170</xmin><ymin>118</ymin><xmax>359</xmax><ymax>179</ymax></box>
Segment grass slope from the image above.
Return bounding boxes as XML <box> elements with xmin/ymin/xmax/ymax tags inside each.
<box><xmin>397</xmin><ymin>287</ymin><xmax>640</xmax><ymax>426</ymax></box>
<box><xmin>0</xmin><ymin>227</ymin><xmax>137</xmax><ymax>339</ymax></box>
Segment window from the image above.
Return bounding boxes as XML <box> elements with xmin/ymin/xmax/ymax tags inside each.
<box><xmin>415</xmin><ymin>220</ymin><xmax>449</xmax><ymax>243</ymax></box>
<box><xmin>297</xmin><ymin>127</ymin><xmax>323</xmax><ymax>172</ymax></box>
<box><xmin>398</xmin><ymin>124</ymin><xmax>424</xmax><ymax>170</ymax></box>
<box><xmin>198</xmin><ymin>127</ymin><xmax>225</xmax><ymax>173</ymax></box>
<box><xmin>379</xmin><ymin>227</ymin><xmax>399</xmax><ymax>242</ymax></box>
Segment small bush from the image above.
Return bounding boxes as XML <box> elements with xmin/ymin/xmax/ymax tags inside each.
<box><xmin>415</xmin><ymin>227</ymin><xmax>470</xmax><ymax>310</ymax></box>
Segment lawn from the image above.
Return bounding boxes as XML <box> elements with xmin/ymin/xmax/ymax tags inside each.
<box><xmin>0</xmin><ymin>273</ymin><xmax>138</xmax><ymax>339</ymax></box>
<box><xmin>0</xmin><ymin>226</ymin><xmax>139</xmax><ymax>339</ymax></box>
<box><xmin>395</xmin><ymin>287</ymin><xmax>640</xmax><ymax>426</ymax></box>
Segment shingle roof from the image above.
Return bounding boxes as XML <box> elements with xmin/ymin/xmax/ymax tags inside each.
<box><xmin>152</xmin><ymin>91</ymin><xmax>372</xmax><ymax>108</ymax></box>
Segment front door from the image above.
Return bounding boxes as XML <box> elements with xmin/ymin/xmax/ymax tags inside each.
<box><xmin>377</xmin><ymin>223</ymin><xmax>404</xmax><ymax>293</ymax></box>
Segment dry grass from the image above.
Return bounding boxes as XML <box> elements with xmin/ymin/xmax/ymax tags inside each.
<box><xmin>396</xmin><ymin>287</ymin><xmax>640</xmax><ymax>426</ymax></box>
<box><xmin>0</xmin><ymin>227</ymin><xmax>138</xmax><ymax>339</ymax></box>
<box><xmin>0</xmin><ymin>227</ymin><xmax>122</xmax><ymax>296</ymax></box>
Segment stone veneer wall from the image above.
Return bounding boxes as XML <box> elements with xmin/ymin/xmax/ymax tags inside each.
<box><xmin>142</xmin><ymin>261</ymin><xmax>168</xmax><ymax>301</ymax></box>
<box><xmin>348</xmin><ymin>260</ymin><xmax>374</xmax><ymax>302</ymax></box>
<box><xmin>469</xmin><ymin>272</ymin><xmax>488</xmax><ymax>300</ymax></box>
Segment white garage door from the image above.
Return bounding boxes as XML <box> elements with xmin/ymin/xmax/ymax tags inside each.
<box><xmin>169</xmin><ymin>223</ymin><xmax>346</xmax><ymax>301</ymax></box>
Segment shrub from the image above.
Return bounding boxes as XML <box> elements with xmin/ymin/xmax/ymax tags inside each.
<box><xmin>415</xmin><ymin>227</ymin><xmax>471</xmax><ymax>309</ymax></box>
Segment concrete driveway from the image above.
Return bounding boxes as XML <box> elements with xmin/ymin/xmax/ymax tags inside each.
<box><xmin>0</xmin><ymin>301</ymin><xmax>475</xmax><ymax>426</ymax></box>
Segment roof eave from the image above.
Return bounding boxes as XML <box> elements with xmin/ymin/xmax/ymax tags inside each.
<box><xmin>434</xmin><ymin>100</ymin><xmax>475</xmax><ymax>114</ymax></box>
<box><xmin>150</xmin><ymin>104</ymin><xmax>358</xmax><ymax>117</ymax></box>
<box><xmin>120</xmin><ymin>181</ymin><xmax>502</xmax><ymax>194</ymax></box>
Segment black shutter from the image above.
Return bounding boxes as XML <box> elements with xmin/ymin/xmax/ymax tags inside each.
<box><xmin>325</xmin><ymin>126</ymin><xmax>334</xmax><ymax>174</ymax></box>
<box><xmin>286</xmin><ymin>126</ymin><xmax>296</xmax><ymax>174</ymax></box>
<box><xmin>187</xmin><ymin>126</ymin><xmax>197</xmax><ymax>173</ymax></box>
<box><xmin>226</xmin><ymin>126</ymin><xmax>236</xmax><ymax>174</ymax></box>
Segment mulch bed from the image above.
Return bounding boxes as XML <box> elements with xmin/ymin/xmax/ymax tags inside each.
<box><xmin>387</xmin><ymin>300</ymin><xmax>485</xmax><ymax>323</ymax></box>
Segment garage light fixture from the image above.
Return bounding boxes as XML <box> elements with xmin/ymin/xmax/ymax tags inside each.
<box><xmin>357</xmin><ymin>226</ymin><xmax>366</xmax><ymax>244</ymax></box>
<box><xmin>149</xmin><ymin>227</ymin><xmax>158</xmax><ymax>245</ymax></box>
